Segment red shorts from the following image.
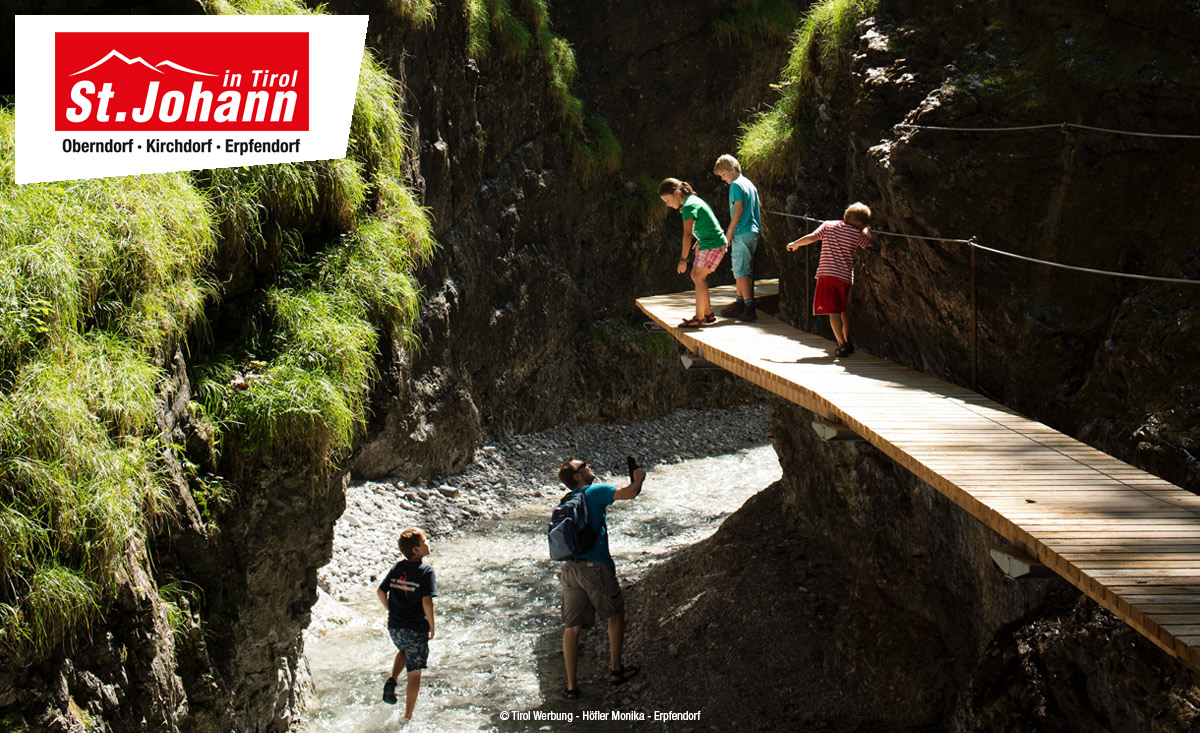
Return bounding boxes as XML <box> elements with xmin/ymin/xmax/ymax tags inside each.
<box><xmin>813</xmin><ymin>276</ymin><xmax>852</xmax><ymax>315</ymax></box>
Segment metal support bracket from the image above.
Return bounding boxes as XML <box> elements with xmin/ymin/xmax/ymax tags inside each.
<box><xmin>990</xmin><ymin>546</ymin><xmax>1055</xmax><ymax>580</ymax></box>
<box><xmin>811</xmin><ymin>418</ymin><xmax>861</xmax><ymax>442</ymax></box>
<box><xmin>681</xmin><ymin>353</ymin><xmax>720</xmax><ymax>370</ymax></box>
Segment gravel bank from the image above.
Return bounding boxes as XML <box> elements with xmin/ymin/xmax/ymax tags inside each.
<box><xmin>318</xmin><ymin>404</ymin><xmax>768</xmax><ymax>600</ymax></box>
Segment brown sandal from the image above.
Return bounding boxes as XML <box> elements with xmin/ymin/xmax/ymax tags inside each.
<box><xmin>678</xmin><ymin>316</ymin><xmax>706</xmax><ymax>328</ymax></box>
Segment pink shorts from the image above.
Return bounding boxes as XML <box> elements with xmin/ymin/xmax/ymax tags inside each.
<box><xmin>813</xmin><ymin>276</ymin><xmax>852</xmax><ymax>314</ymax></box>
<box><xmin>693</xmin><ymin>245</ymin><xmax>727</xmax><ymax>272</ymax></box>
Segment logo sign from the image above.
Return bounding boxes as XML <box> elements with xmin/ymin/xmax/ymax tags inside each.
<box><xmin>16</xmin><ymin>15</ymin><xmax>367</xmax><ymax>184</ymax></box>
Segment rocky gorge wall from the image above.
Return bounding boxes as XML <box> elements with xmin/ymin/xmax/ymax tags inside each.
<box><xmin>622</xmin><ymin>0</ymin><xmax>1200</xmax><ymax>729</ymax></box>
<box><xmin>1</xmin><ymin>1</ymin><xmax>797</xmax><ymax>731</ymax></box>
<box><xmin>9</xmin><ymin>0</ymin><xmax>1200</xmax><ymax>730</ymax></box>
<box><xmin>342</xmin><ymin>0</ymin><xmax>794</xmax><ymax>480</ymax></box>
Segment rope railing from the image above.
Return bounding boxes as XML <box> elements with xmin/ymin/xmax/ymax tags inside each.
<box><xmin>895</xmin><ymin>122</ymin><xmax>1200</xmax><ymax>141</ymax></box>
<box><xmin>759</xmin><ymin>117</ymin><xmax>1200</xmax><ymax>392</ymax></box>
<box><xmin>766</xmin><ymin>210</ymin><xmax>974</xmax><ymax>245</ymax></box>
<box><xmin>765</xmin><ymin>210</ymin><xmax>1200</xmax><ymax>285</ymax></box>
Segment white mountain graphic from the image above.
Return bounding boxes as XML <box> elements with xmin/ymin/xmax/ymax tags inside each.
<box><xmin>155</xmin><ymin>60</ymin><xmax>218</xmax><ymax>76</ymax></box>
<box><xmin>70</xmin><ymin>50</ymin><xmax>217</xmax><ymax>77</ymax></box>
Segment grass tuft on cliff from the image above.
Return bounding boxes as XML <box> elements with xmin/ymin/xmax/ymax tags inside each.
<box><xmin>714</xmin><ymin>0</ymin><xmax>805</xmax><ymax>46</ymax></box>
<box><xmin>0</xmin><ymin>109</ymin><xmax>210</xmax><ymax>655</ymax></box>
<box><xmin>387</xmin><ymin>0</ymin><xmax>436</xmax><ymax>26</ymax></box>
<box><xmin>0</xmin><ymin>0</ymin><xmax>435</xmax><ymax>657</ymax></box>
<box><xmin>467</xmin><ymin>0</ymin><xmax>621</xmax><ymax>173</ymax></box>
<box><xmin>194</xmin><ymin>0</ymin><xmax>435</xmax><ymax>466</ymax></box>
<box><xmin>738</xmin><ymin>0</ymin><xmax>878</xmax><ymax>183</ymax></box>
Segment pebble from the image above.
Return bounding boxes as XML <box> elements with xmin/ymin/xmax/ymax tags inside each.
<box><xmin>319</xmin><ymin>405</ymin><xmax>767</xmax><ymax>597</ymax></box>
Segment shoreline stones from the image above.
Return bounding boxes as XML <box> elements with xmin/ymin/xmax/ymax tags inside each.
<box><xmin>318</xmin><ymin>404</ymin><xmax>768</xmax><ymax>598</ymax></box>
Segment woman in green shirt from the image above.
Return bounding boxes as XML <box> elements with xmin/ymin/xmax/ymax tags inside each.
<box><xmin>659</xmin><ymin>178</ymin><xmax>729</xmax><ymax>328</ymax></box>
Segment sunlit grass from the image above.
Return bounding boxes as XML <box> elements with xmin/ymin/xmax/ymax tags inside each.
<box><xmin>738</xmin><ymin>0</ymin><xmax>878</xmax><ymax>182</ymax></box>
<box><xmin>0</xmin><ymin>0</ymin><xmax>438</xmax><ymax>658</ymax></box>
<box><xmin>387</xmin><ymin>0</ymin><xmax>436</xmax><ymax>26</ymax></box>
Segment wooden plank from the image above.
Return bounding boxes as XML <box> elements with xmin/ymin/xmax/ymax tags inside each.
<box><xmin>638</xmin><ymin>285</ymin><xmax>1200</xmax><ymax>671</ymax></box>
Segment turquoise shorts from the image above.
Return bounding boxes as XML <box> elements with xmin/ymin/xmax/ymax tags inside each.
<box><xmin>730</xmin><ymin>231</ymin><xmax>760</xmax><ymax>278</ymax></box>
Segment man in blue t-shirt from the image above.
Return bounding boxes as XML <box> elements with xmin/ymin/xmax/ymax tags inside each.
<box><xmin>556</xmin><ymin>457</ymin><xmax>646</xmax><ymax>700</ymax></box>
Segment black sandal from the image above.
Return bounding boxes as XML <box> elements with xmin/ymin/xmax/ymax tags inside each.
<box><xmin>564</xmin><ymin>687</ymin><xmax>581</xmax><ymax>699</ymax></box>
<box><xmin>610</xmin><ymin>665</ymin><xmax>640</xmax><ymax>685</ymax></box>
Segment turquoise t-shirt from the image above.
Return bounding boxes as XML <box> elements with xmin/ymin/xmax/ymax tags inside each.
<box><xmin>681</xmin><ymin>194</ymin><xmax>727</xmax><ymax>250</ymax></box>
<box><xmin>729</xmin><ymin>175</ymin><xmax>762</xmax><ymax>236</ymax></box>
<box><xmin>576</xmin><ymin>483</ymin><xmax>616</xmax><ymax>567</ymax></box>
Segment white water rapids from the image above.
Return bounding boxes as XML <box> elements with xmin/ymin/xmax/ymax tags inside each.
<box><xmin>302</xmin><ymin>442</ymin><xmax>781</xmax><ymax>731</ymax></box>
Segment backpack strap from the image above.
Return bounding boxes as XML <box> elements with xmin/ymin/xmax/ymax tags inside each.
<box><xmin>579</xmin><ymin>485</ymin><xmax>606</xmax><ymax>555</ymax></box>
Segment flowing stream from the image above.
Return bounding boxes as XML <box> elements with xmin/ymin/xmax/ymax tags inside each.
<box><xmin>302</xmin><ymin>443</ymin><xmax>781</xmax><ymax>731</ymax></box>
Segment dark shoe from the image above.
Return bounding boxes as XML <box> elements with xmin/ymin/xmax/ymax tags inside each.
<box><xmin>701</xmin><ymin>313</ymin><xmax>717</xmax><ymax>325</ymax></box>
<box><xmin>678</xmin><ymin>316</ymin><xmax>706</xmax><ymax>328</ymax></box>
<box><xmin>564</xmin><ymin>688</ymin><xmax>581</xmax><ymax>699</ymax></box>
<box><xmin>835</xmin><ymin>342</ymin><xmax>852</xmax><ymax>357</ymax></box>
<box><xmin>383</xmin><ymin>678</ymin><xmax>397</xmax><ymax>705</ymax></box>
<box><xmin>842</xmin><ymin>341</ymin><xmax>855</xmax><ymax>355</ymax></box>
<box><xmin>738</xmin><ymin>305</ymin><xmax>757</xmax><ymax>322</ymax></box>
<box><xmin>610</xmin><ymin>665</ymin><xmax>641</xmax><ymax>686</ymax></box>
<box><xmin>720</xmin><ymin>301</ymin><xmax>745</xmax><ymax>317</ymax></box>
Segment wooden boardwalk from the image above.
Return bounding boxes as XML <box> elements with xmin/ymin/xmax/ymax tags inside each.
<box><xmin>638</xmin><ymin>280</ymin><xmax>1200</xmax><ymax>670</ymax></box>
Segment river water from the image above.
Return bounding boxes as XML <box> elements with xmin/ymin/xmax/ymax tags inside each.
<box><xmin>301</xmin><ymin>442</ymin><xmax>781</xmax><ymax>731</ymax></box>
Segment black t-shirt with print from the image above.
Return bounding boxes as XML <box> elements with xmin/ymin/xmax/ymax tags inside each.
<box><xmin>378</xmin><ymin>560</ymin><xmax>437</xmax><ymax>631</ymax></box>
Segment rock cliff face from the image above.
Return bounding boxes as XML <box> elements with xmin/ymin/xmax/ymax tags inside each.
<box><xmin>2</xmin><ymin>2</ymin><xmax>791</xmax><ymax>731</ymax></box>
<box><xmin>11</xmin><ymin>0</ymin><xmax>1200</xmax><ymax>730</ymax></box>
<box><xmin>622</xmin><ymin>0</ymin><xmax>1200</xmax><ymax>728</ymax></box>
<box><xmin>344</xmin><ymin>0</ymin><xmax>790</xmax><ymax>480</ymax></box>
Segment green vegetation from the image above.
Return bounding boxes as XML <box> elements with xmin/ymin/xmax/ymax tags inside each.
<box><xmin>613</xmin><ymin>174</ymin><xmax>666</xmax><ymax>232</ymax></box>
<box><xmin>0</xmin><ymin>112</ymin><xmax>211</xmax><ymax>654</ymax></box>
<box><xmin>388</xmin><ymin>0</ymin><xmax>437</xmax><ymax>26</ymax></box>
<box><xmin>194</xmin><ymin>0</ymin><xmax>434</xmax><ymax>467</ymax></box>
<box><xmin>0</xmin><ymin>0</ymin><xmax>434</xmax><ymax>658</ymax></box>
<box><xmin>581</xmin><ymin>317</ymin><xmax>678</xmax><ymax>362</ymax></box>
<box><xmin>0</xmin><ymin>710</ymin><xmax>28</xmax><ymax>731</ymax></box>
<box><xmin>714</xmin><ymin>0</ymin><xmax>805</xmax><ymax>46</ymax></box>
<box><xmin>159</xmin><ymin>579</ymin><xmax>201</xmax><ymax>641</ymax></box>
<box><xmin>738</xmin><ymin>0</ymin><xmax>878</xmax><ymax>182</ymax></box>
<box><xmin>466</xmin><ymin>0</ymin><xmax>619</xmax><ymax>172</ymax></box>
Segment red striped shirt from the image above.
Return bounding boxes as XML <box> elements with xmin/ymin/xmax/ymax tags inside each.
<box><xmin>813</xmin><ymin>220</ymin><xmax>870</xmax><ymax>284</ymax></box>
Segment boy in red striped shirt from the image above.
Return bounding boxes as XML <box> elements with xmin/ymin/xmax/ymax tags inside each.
<box><xmin>786</xmin><ymin>202</ymin><xmax>873</xmax><ymax>357</ymax></box>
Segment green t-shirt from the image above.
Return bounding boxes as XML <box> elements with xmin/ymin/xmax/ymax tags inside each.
<box><xmin>681</xmin><ymin>194</ymin><xmax>727</xmax><ymax>250</ymax></box>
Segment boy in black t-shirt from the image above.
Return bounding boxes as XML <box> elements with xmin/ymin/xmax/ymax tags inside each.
<box><xmin>376</xmin><ymin>527</ymin><xmax>437</xmax><ymax>719</ymax></box>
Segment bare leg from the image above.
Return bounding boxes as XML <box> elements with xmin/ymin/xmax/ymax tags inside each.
<box><xmin>404</xmin><ymin>669</ymin><xmax>421</xmax><ymax>719</ymax></box>
<box><xmin>607</xmin><ymin>613</ymin><xmax>625</xmax><ymax>673</ymax></box>
<box><xmin>691</xmin><ymin>266</ymin><xmax>713</xmax><ymax>316</ymax></box>
<box><xmin>842</xmin><ymin>311</ymin><xmax>851</xmax><ymax>343</ymax></box>
<box><xmin>735</xmin><ymin>274</ymin><xmax>754</xmax><ymax>300</ymax></box>
<box><xmin>829</xmin><ymin>314</ymin><xmax>847</xmax><ymax>344</ymax></box>
<box><xmin>391</xmin><ymin>651</ymin><xmax>406</xmax><ymax>681</ymax></box>
<box><xmin>563</xmin><ymin>626</ymin><xmax>582</xmax><ymax>691</ymax></box>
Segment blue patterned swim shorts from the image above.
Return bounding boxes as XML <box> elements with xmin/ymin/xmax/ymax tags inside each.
<box><xmin>387</xmin><ymin>627</ymin><xmax>430</xmax><ymax>671</ymax></box>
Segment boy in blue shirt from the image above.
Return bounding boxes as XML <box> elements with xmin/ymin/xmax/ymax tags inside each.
<box><xmin>714</xmin><ymin>154</ymin><xmax>763</xmax><ymax>322</ymax></box>
<box><xmin>376</xmin><ymin>528</ymin><xmax>437</xmax><ymax>720</ymax></box>
<box><xmin>556</xmin><ymin>457</ymin><xmax>646</xmax><ymax>699</ymax></box>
